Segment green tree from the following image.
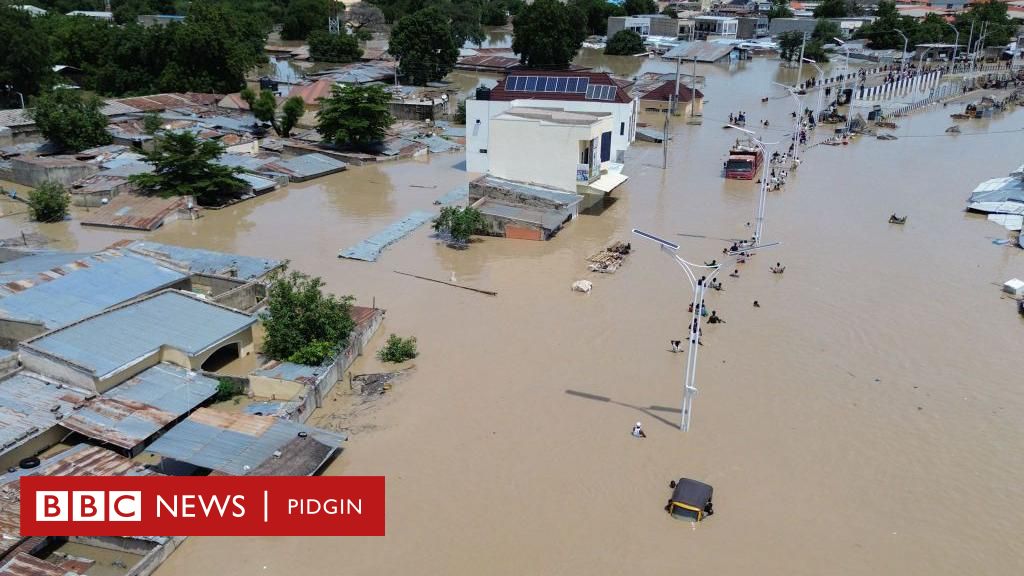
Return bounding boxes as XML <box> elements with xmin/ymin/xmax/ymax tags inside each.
<box><xmin>389</xmin><ymin>7</ymin><xmax>460</xmax><ymax>85</ymax></box>
<box><xmin>813</xmin><ymin>0</ymin><xmax>848</xmax><ymax>18</ymax></box>
<box><xmin>343</xmin><ymin>2</ymin><xmax>385</xmax><ymax>34</ymax></box>
<box><xmin>956</xmin><ymin>1</ymin><xmax>1017</xmax><ymax>48</ymax></box>
<box><xmin>512</xmin><ymin>0</ymin><xmax>586</xmax><ymax>68</ymax></box>
<box><xmin>853</xmin><ymin>1</ymin><xmax>910</xmax><ymax>50</ymax></box>
<box><xmin>143</xmin><ymin>111</ymin><xmax>163</xmax><ymax>134</ymax></box>
<box><xmin>661</xmin><ymin>6</ymin><xmax>678</xmax><ymax>18</ymax></box>
<box><xmin>377</xmin><ymin>334</ymin><xmax>418</xmax><ymax>363</ymax></box>
<box><xmin>569</xmin><ymin>0</ymin><xmax>625</xmax><ymax>36</ymax></box>
<box><xmin>812</xmin><ymin>18</ymin><xmax>841</xmax><ymax>42</ymax></box>
<box><xmin>316</xmin><ymin>84</ymin><xmax>394</xmax><ymax>149</ymax></box>
<box><xmin>778</xmin><ymin>30</ymin><xmax>803</xmax><ymax>62</ymax></box>
<box><xmin>240</xmin><ymin>87</ymin><xmax>278</xmax><ymax>125</ymax></box>
<box><xmin>262</xmin><ymin>268</ymin><xmax>356</xmax><ymax>366</ymax></box>
<box><xmin>30</xmin><ymin>89</ymin><xmax>112</xmax><ymax>151</ymax></box>
<box><xmin>214</xmin><ymin>378</ymin><xmax>245</xmax><ymax>401</ymax></box>
<box><xmin>448</xmin><ymin>0</ymin><xmax>486</xmax><ymax>45</ymax></box>
<box><xmin>27</xmin><ymin>182</ymin><xmax>71</xmax><ymax>223</ymax></box>
<box><xmin>278</xmin><ymin>96</ymin><xmax>305</xmax><ymax>137</ymax></box>
<box><xmin>605</xmin><ymin>29</ymin><xmax>644</xmax><ymax>55</ymax></box>
<box><xmin>308</xmin><ymin>29</ymin><xmax>364</xmax><ymax>62</ymax></box>
<box><xmin>432</xmin><ymin>205</ymin><xmax>484</xmax><ymax>244</ymax></box>
<box><xmin>281</xmin><ymin>0</ymin><xmax>330</xmax><ymax>40</ymax></box>
<box><xmin>481</xmin><ymin>2</ymin><xmax>508</xmax><ymax>26</ymax></box>
<box><xmin>623</xmin><ymin>0</ymin><xmax>655</xmax><ymax>16</ymax></box>
<box><xmin>767</xmin><ymin>0</ymin><xmax>793</xmax><ymax>20</ymax></box>
<box><xmin>130</xmin><ymin>131</ymin><xmax>246</xmax><ymax>206</ymax></box>
<box><xmin>0</xmin><ymin>6</ymin><xmax>52</xmax><ymax>101</ymax></box>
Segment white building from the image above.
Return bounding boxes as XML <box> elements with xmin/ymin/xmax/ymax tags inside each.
<box><xmin>66</xmin><ymin>10</ymin><xmax>114</xmax><ymax>20</ymax></box>
<box><xmin>466</xmin><ymin>70</ymin><xmax>638</xmax><ymax>175</ymax></box>
<box><xmin>693</xmin><ymin>15</ymin><xmax>739</xmax><ymax>40</ymax></box>
<box><xmin>487</xmin><ymin>107</ymin><xmax>614</xmax><ymax>193</ymax></box>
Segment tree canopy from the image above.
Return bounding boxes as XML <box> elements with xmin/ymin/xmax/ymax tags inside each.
<box><xmin>28</xmin><ymin>182</ymin><xmax>71</xmax><ymax>223</ymax></box>
<box><xmin>316</xmin><ymin>84</ymin><xmax>395</xmax><ymax>150</ymax></box>
<box><xmin>766</xmin><ymin>0</ymin><xmax>793</xmax><ymax>20</ymax></box>
<box><xmin>262</xmin><ymin>268</ymin><xmax>356</xmax><ymax>366</ymax></box>
<box><xmin>433</xmin><ymin>205</ymin><xmax>484</xmax><ymax>244</ymax></box>
<box><xmin>343</xmin><ymin>2</ymin><xmax>385</xmax><ymax>34</ymax></box>
<box><xmin>812</xmin><ymin>19</ymin><xmax>841</xmax><ymax>43</ymax></box>
<box><xmin>623</xmin><ymin>0</ymin><xmax>656</xmax><ymax>16</ymax></box>
<box><xmin>605</xmin><ymin>30</ymin><xmax>644</xmax><ymax>55</ymax></box>
<box><xmin>512</xmin><ymin>0</ymin><xmax>586</xmax><ymax>68</ymax></box>
<box><xmin>129</xmin><ymin>131</ymin><xmax>247</xmax><ymax>206</ymax></box>
<box><xmin>281</xmin><ymin>0</ymin><xmax>330</xmax><ymax>40</ymax></box>
<box><xmin>389</xmin><ymin>7</ymin><xmax>460</xmax><ymax>85</ymax></box>
<box><xmin>569</xmin><ymin>0</ymin><xmax>625</xmax><ymax>36</ymax></box>
<box><xmin>240</xmin><ymin>88</ymin><xmax>307</xmax><ymax>137</ymax></box>
<box><xmin>0</xmin><ymin>6</ymin><xmax>52</xmax><ymax>102</ymax></box>
<box><xmin>308</xmin><ymin>29</ymin><xmax>364</xmax><ymax>62</ymax></box>
<box><xmin>812</xmin><ymin>0</ymin><xmax>849</xmax><ymax>18</ymax></box>
<box><xmin>30</xmin><ymin>89</ymin><xmax>112</xmax><ymax>151</ymax></box>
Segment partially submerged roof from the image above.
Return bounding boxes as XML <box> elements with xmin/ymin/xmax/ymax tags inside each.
<box><xmin>259</xmin><ymin>153</ymin><xmax>346</xmax><ymax>182</ymax></box>
<box><xmin>476</xmin><ymin>199</ymin><xmax>574</xmax><ymax>233</ymax></box>
<box><xmin>663</xmin><ymin>41</ymin><xmax>736</xmax><ymax>63</ymax></box>
<box><xmin>0</xmin><ymin>371</ymin><xmax>87</xmax><ymax>456</ymax></box>
<box><xmin>146</xmin><ymin>407</ymin><xmax>345</xmax><ymax>476</ymax></box>
<box><xmin>23</xmin><ymin>290</ymin><xmax>255</xmax><ymax>380</ymax></box>
<box><xmin>252</xmin><ymin>360</ymin><xmax>322</xmax><ymax>385</ymax></box>
<box><xmin>123</xmin><ymin>241</ymin><xmax>282</xmax><ymax>280</ymax></box>
<box><xmin>339</xmin><ymin>211</ymin><xmax>434</xmax><ymax>262</ymax></box>
<box><xmin>0</xmin><ymin>251</ymin><xmax>187</xmax><ymax>329</ymax></box>
<box><xmin>79</xmin><ymin>193</ymin><xmax>190</xmax><ymax>231</ymax></box>
<box><xmin>287</xmin><ymin>78</ymin><xmax>336</xmax><ymax>105</ymax></box>
<box><xmin>968</xmin><ymin>176</ymin><xmax>1024</xmax><ymax>205</ymax></box>
<box><xmin>475</xmin><ymin>175</ymin><xmax>584</xmax><ymax>209</ymax></box>
<box><xmin>0</xmin><ymin>444</ymin><xmax>156</xmax><ymax>558</ymax></box>
<box><xmin>59</xmin><ymin>363</ymin><xmax>218</xmax><ymax>450</ymax></box>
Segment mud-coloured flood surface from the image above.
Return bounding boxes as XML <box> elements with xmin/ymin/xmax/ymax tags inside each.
<box><xmin>3</xmin><ymin>57</ymin><xmax>1023</xmax><ymax>575</ymax></box>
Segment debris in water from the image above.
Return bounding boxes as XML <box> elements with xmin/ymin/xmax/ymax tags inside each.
<box><xmin>394</xmin><ymin>270</ymin><xmax>497</xmax><ymax>296</ymax></box>
<box><xmin>572</xmin><ymin>280</ymin><xmax>593</xmax><ymax>293</ymax></box>
<box><xmin>587</xmin><ymin>241</ymin><xmax>632</xmax><ymax>273</ymax></box>
<box><xmin>351</xmin><ymin>370</ymin><xmax>408</xmax><ymax>396</ymax></box>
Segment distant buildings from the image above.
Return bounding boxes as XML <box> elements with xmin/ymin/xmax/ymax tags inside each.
<box><xmin>693</xmin><ymin>15</ymin><xmax>739</xmax><ymax>40</ymax></box>
<box><xmin>65</xmin><ymin>10</ymin><xmax>113</xmax><ymax>20</ymax></box>
<box><xmin>607</xmin><ymin>14</ymin><xmax>685</xmax><ymax>39</ymax></box>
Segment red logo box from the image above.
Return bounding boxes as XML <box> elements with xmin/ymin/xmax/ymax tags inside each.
<box><xmin>20</xmin><ymin>476</ymin><xmax>385</xmax><ymax>536</ymax></box>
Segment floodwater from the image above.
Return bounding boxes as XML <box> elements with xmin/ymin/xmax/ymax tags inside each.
<box><xmin>4</xmin><ymin>55</ymin><xmax>1024</xmax><ymax>575</ymax></box>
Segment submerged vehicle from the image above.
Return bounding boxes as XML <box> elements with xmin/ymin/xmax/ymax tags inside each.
<box><xmin>665</xmin><ymin>478</ymin><xmax>714</xmax><ymax>521</ymax></box>
<box><xmin>723</xmin><ymin>139</ymin><xmax>762</xmax><ymax>180</ymax></box>
<box><xmin>889</xmin><ymin>214</ymin><xmax>908</xmax><ymax>224</ymax></box>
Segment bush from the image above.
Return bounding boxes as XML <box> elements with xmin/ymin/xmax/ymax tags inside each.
<box><xmin>433</xmin><ymin>205</ymin><xmax>485</xmax><ymax>244</ymax></box>
<box><xmin>288</xmin><ymin>340</ymin><xmax>338</xmax><ymax>365</ymax></box>
<box><xmin>455</xmin><ymin>100</ymin><xmax>467</xmax><ymax>124</ymax></box>
<box><xmin>262</xmin><ymin>268</ymin><xmax>356</xmax><ymax>366</ymax></box>
<box><xmin>308</xmin><ymin>30</ymin><xmax>364</xmax><ymax>63</ymax></box>
<box><xmin>377</xmin><ymin>334</ymin><xmax>418</xmax><ymax>363</ymax></box>
<box><xmin>605</xmin><ymin>30</ymin><xmax>644</xmax><ymax>55</ymax></box>
<box><xmin>27</xmin><ymin>182</ymin><xmax>70</xmax><ymax>223</ymax></box>
<box><xmin>215</xmin><ymin>378</ymin><xmax>245</xmax><ymax>401</ymax></box>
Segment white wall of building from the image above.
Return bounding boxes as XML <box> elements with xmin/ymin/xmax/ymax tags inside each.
<box><xmin>467</xmin><ymin>97</ymin><xmax>637</xmax><ymax>175</ymax></box>
<box><xmin>488</xmin><ymin>114</ymin><xmax>612</xmax><ymax>192</ymax></box>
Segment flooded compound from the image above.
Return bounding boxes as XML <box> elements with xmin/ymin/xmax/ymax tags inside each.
<box><xmin>4</xmin><ymin>56</ymin><xmax>1023</xmax><ymax>575</ymax></box>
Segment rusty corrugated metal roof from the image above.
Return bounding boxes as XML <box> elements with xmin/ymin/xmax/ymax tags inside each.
<box><xmin>79</xmin><ymin>193</ymin><xmax>191</xmax><ymax>231</ymax></box>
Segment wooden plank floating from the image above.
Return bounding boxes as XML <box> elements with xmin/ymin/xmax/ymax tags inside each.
<box><xmin>393</xmin><ymin>270</ymin><xmax>497</xmax><ymax>296</ymax></box>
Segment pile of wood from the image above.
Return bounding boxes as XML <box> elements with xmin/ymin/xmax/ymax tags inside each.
<box><xmin>587</xmin><ymin>241</ymin><xmax>632</xmax><ymax>273</ymax></box>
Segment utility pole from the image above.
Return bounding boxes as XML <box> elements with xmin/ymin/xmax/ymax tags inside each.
<box><xmin>662</xmin><ymin>106</ymin><xmax>669</xmax><ymax>169</ymax></box>
<box><xmin>796</xmin><ymin>33</ymin><xmax>807</xmax><ymax>88</ymax></box>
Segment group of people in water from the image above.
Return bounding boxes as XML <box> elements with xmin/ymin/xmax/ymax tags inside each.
<box><xmin>728</xmin><ymin>111</ymin><xmax>748</xmax><ymax>126</ymax></box>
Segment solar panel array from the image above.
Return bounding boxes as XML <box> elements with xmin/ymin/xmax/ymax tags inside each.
<box><xmin>505</xmin><ymin>76</ymin><xmax>591</xmax><ymax>93</ymax></box>
<box><xmin>585</xmin><ymin>84</ymin><xmax>618</xmax><ymax>101</ymax></box>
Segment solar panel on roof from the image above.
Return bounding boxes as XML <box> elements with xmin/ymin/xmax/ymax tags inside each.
<box><xmin>524</xmin><ymin>76</ymin><xmax>538</xmax><ymax>91</ymax></box>
<box><xmin>577</xmin><ymin>78</ymin><xmax>589</xmax><ymax>93</ymax></box>
<box><xmin>556</xmin><ymin>77</ymin><xmax>568</xmax><ymax>91</ymax></box>
<box><xmin>507</xmin><ymin>76</ymin><xmax>522</xmax><ymax>90</ymax></box>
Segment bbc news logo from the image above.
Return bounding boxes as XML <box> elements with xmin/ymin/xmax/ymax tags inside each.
<box><xmin>36</xmin><ymin>491</ymin><xmax>141</xmax><ymax>522</ymax></box>
<box><xmin>21</xmin><ymin>476</ymin><xmax>384</xmax><ymax>536</ymax></box>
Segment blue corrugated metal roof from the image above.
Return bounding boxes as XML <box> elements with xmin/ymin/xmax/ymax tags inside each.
<box><xmin>215</xmin><ymin>153</ymin><xmax>271</xmax><ymax>172</ymax></box>
<box><xmin>261</xmin><ymin>153</ymin><xmax>346</xmax><ymax>180</ymax></box>
<box><xmin>0</xmin><ymin>252</ymin><xmax>187</xmax><ymax>329</ymax></box>
<box><xmin>339</xmin><ymin>211</ymin><xmax>434</xmax><ymax>262</ymax></box>
<box><xmin>0</xmin><ymin>371</ymin><xmax>86</xmax><ymax>449</ymax></box>
<box><xmin>146</xmin><ymin>407</ymin><xmax>345</xmax><ymax>475</ymax></box>
<box><xmin>435</xmin><ymin>185</ymin><xmax>468</xmax><ymax>205</ymax></box>
<box><xmin>59</xmin><ymin>363</ymin><xmax>217</xmax><ymax>449</ymax></box>
<box><xmin>252</xmin><ymin>360</ymin><xmax>321</xmax><ymax>384</ymax></box>
<box><xmin>127</xmin><ymin>241</ymin><xmax>281</xmax><ymax>280</ymax></box>
<box><xmin>0</xmin><ymin>252</ymin><xmax>91</xmax><ymax>282</ymax></box>
<box><xmin>25</xmin><ymin>291</ymin><xmax>255</xmax><ymax>379</ymax></box>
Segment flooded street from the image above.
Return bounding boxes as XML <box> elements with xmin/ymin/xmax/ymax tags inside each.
<box><xmin>5</xmin><ymin>56</ymin><xmax>1023</xmax><ymax>575</ymax></box>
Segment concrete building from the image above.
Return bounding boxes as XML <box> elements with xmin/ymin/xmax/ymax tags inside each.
<box><xmin>65</xmin><ymin>10</ymin><xmax>113</xmax><ymax>19</ymax></box>
<box><xmin>466</xmin><ymin>70</ymin><xmax>638</xmax><ymax>173</ymax></box>
<box><xmin>19</xmin><ymin>290</ymin><xmax>257</xmax><ymax>394</ymax></box>
<box><xmin>486</xmin><ymin>107</ymin><xmax>614</xmax><ymax>193</ymax></box>
<box><xmin>736</xmin><ymin>15</ymin><xmax>769</xmax><ymax>39</ymax></box>
<box><xmin>693</xmin><ymin>15</ymin><xmax>739</xmax><ymax>40</ymax></box>
<box><xmin>630</xmin><ymin>73</ymin><xmax>705</xmax><ymax>117</ymax></box>
<box><xmin>468</xmin><ymin>176</ymin><xmax>583</xmax><ymax>241</ymax></box>
<box><xmin>10</xmin><ymin>155</ymin><xmax>98</xmax><ymax>187</ymax></box>
<box><xmin>768</xmin><ymin>17</ymin><xmax>818</xmax><ymax>37</ymax></box>
<box><xmin>607</xmin><ymin>14</ymin><xmax>684</xmax><ymax>39</ymax></box>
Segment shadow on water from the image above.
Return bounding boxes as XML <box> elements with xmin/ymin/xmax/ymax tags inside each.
<box><xmin>565</xmin><ymin>389</ymin><xmax>681</xmax><ymax>429</ymax></box>
<box><xmin>580</xmin><ymin>195</ymin><xmax>619</xmax><ymax>216</ymax></box>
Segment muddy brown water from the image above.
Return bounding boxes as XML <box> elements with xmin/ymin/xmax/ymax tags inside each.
<box><xmin>3</xmin><ymin>57</ymin><xmax>1023</xmax><ymax>575</ymax></box>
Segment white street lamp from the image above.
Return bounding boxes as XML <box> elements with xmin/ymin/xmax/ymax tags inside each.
<box><xmin>728</xmin><ymin>124</ymin><xmax>777</xmax><ymax>245</ymax></box>
<box><xmin>631</xmin><ymin>229</ymin><xmax>780</xmax><ymax>432</ymax></box>
<box><xmin>802</xmin><ymin>57</ymin><xmax>825</xmax><ymax>119</ymax></box>
<box><xmin>946</xmin><ymin>23</ymin><xmax>959</xmax><ymax>74</ymax></box>
<box><xmin>893</xmin><ymin>29</ymin><xmax>909</xmax><ymax>74</ymax></box>
<box><xmin>772</xmin><ymin>81</ymin><xmax>803</xmax><ymax>163</ymax></box>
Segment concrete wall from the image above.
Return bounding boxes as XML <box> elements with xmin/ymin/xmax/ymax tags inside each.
<box><xmin>469</xmin><ymin>177</ymin><xmax>575</xmax><ymax>210</ymax></box>
<box><xmin>487</xmin><ymin>113</ymin><xmax>610</xmax><ymax>192</ymax></box>
<box><xmin>210</xmin><ymin>281</ymin><xmax>267</xmax><ymax>313</ymax></box>
<box><xmin>20</xmin><ymin>345</ymin><xmax>101</xmax><ymax>392</ymax></box>
<box><xmin>0</xmin><ymin>318</ymin><xmax>46</xmax><ymax>348</ymax></box>
<box><xmin>0</xmin><ymin>426</ymin><xmax>67</xmax><ymax>470</ymax></box>
<box><xmin>249</xmin><ymin>375</ymin><xmax>305</xmax><ymax>400</ymax></box>
<box><xmin>467</xmin><ymin>97</ymin><xmax>636</xmax><ymax>175</ymax></box>
<box><xmin>10</xmin><ymin>157</ymin><xmax>99</xmax><ymax>187</ymax></box>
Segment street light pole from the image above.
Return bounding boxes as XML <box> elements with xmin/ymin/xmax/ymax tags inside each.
<box><xmin>947</xmin><ymin>23</ymin><xmax>959</xmax><ymax>74</ymax></box>
<box><xmin>802</xmin><ymin>57</ymin><xmax>825</xmax><ymax>119</ymax></box>
<box><xmin>728</xmin><ymin>124</ymin><xmax>777</xmax><ymax>245</ymax></box>
<box><xmin>631</xmin><ymin>229</ymin><xmax>778</xmax><ymax>431</ymax></box>
<box><xmin>772</xmin><ymin>81</ymin><xmax>802</xmax><ymax>163</ymax></box>
<box><xmin>833</xmin><ymin>38</ymin><xmax>851</xmax><ymax>111</ymax></box>
<box><xmin>894</xmin><ymin>29</ymin><xmax>909</xmax><ymax>75</ymax></box>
